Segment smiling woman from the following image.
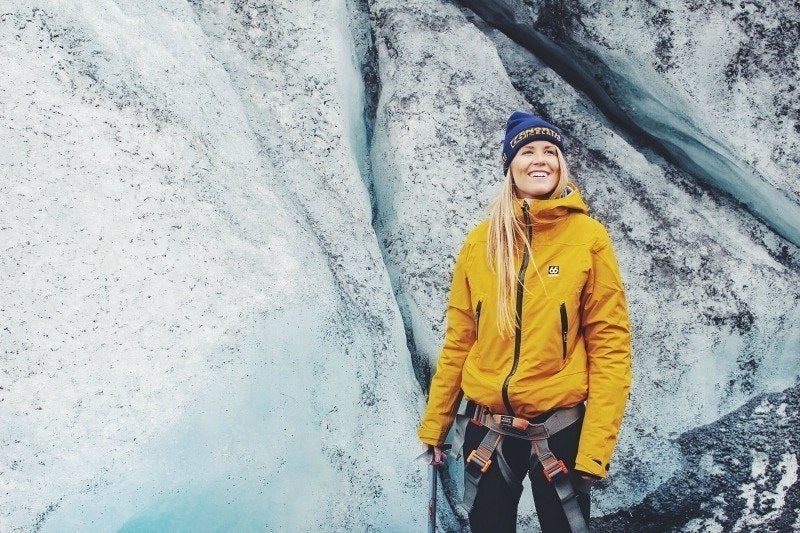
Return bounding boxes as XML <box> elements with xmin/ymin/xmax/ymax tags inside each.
<box><xmin>418</xmin><ymin>112</ymin><xmax>632</xmax><ymax>532</ymax></box>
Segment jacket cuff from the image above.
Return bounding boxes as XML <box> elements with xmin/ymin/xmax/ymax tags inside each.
<box><xmin>574</xmin><ymin>454</ymin><xmax>608</xmax><ymax>479</ymax></box>
<box><xmin>417</xmin><ymin>427</ymin><xmax>446</xmax><ymax>447</ymax></box>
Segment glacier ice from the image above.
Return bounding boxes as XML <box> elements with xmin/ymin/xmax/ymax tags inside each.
<box><xmin>1</xmin><ymin>0</ymin><xmax>798</xmax><ymax>531</ymax></box>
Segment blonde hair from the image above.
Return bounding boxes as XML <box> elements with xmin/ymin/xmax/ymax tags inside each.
<box><xmin>486</xmin><ymin>148</ymin><xmax>571</xmax><ymax>337</ymax></box>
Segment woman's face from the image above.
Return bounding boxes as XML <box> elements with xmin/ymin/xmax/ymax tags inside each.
<box><xmin>510</xmin><ymin>140</ymin><xmax>560</xmax><ymax>199</ymax></box>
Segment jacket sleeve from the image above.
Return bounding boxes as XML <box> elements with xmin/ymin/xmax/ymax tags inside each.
<box><xmin>575</xmin><ymin>226</ymin><xmax>632</xmax><ymax>478</ymax></box>
<box><xmin>417</xmin><ymin>239</ymin><xmax>475</xmax><ymax>446</ymax></box>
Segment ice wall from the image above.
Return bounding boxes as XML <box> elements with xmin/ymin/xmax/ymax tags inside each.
<box><xmin>2</xmin><ymin>0</ymin><xmax>426</xmax><ymax>530</ymax></box>
<box><xmin>2</xmin><ymin>0</ymin><xmax>798</xmax><ymax>531</ymax></box>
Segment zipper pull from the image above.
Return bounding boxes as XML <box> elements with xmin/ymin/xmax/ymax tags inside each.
<box><xmin>522</xmin><ymin>201</ymin><xmax>532</xmax><ymax>241</ymax></box>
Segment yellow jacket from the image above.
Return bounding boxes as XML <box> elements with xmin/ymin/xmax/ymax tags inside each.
<box><xmin>418</xmin><ymin>186</ymin><xmax>631</xmax><ymax>478</ymax></box>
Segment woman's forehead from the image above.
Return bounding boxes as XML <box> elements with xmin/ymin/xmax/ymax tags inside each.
<box><xmin>521</xmin><ymin>140</ymin><xmax>558</xmax><ymax>149</ymax></box>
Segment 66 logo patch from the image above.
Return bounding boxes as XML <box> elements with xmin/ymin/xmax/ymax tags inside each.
<box><xmin>547</xmin><ymin>265</ymin><xmax>560</xmax><ymax>276</ymax></box>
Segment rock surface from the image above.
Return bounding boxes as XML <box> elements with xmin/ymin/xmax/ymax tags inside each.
<box><xmin>596</xmin><ymin>385</ymin><xmax>800</xmax><ymax>532</ymax></box>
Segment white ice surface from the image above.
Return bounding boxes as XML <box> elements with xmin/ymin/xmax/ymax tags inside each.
<box><xmin>2</xmin><ymin>0</ymin><xmax>799</xmax><ymax>530</ymax></box>
<box><xmin>566</xmin><ymin>0</ymin><xmax>800</xmax><ymax>245</ymax></box>
<box><xmin>2</xmin><ymin>1</ymin><xmax>426</xmax><ymax>530</ymax></box>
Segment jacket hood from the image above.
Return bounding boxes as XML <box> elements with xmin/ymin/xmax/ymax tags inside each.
<box><xmin>513</xmin><ymin>182</ymin><xmax>588</xmax><ymax>224</ymax></box>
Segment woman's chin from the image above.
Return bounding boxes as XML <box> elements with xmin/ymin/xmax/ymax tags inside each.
<box><xmin>518</xmin><ymin>187</ymin><xmax>557</xmax><ymax>199</ymax></box>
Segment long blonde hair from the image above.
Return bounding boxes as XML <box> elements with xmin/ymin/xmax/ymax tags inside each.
<box><xmin>486</xmin><ymin>148</ymin><xmax>571</xmax><ymax>337</ymax></box>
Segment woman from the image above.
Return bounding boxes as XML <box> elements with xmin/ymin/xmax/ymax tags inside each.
<box><xmin>418</xmin><ymin>111</ymin><xmax>632</xmax><ymax>532</ymax></box>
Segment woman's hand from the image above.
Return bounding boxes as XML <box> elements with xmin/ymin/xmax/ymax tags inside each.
<box><xmin>429</xmin><ymin>445</ymin><xmax>446</xmax><ymax>466</ymax></box>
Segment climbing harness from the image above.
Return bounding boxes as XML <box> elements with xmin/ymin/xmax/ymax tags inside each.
<box><xmin>452</xmin><ymin>398</ymin><xmax>590</xmax><ymax>533</ymax></box>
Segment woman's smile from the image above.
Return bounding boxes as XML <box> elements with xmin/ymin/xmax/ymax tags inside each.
<box><xmin>526</xmin><ymin>170</ymin><xmax>551</xmax><ymax>179</ymax></box>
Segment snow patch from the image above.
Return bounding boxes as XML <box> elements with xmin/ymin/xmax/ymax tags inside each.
<box><xmin>732</xmin><ymin>451</ymin><xmax>798</xmax><ymax>531</ymax></box>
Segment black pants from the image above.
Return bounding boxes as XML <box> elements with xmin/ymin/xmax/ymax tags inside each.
<box><xmin>463</xmin><ymin>411</ymin><xmax>591</xmax><ymax>532</ymax></box>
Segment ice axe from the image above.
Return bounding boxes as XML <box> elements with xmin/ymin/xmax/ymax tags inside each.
<box><xmin>427</xmin><ymin>443</ymin><xmax>451</xmax><ymax>533</ymax></box>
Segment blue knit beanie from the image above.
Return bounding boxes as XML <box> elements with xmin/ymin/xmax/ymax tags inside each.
<box><xmin>501</xmin><ymin>111</ymin><xmax>565</xmax><ymax>174</ymax></box>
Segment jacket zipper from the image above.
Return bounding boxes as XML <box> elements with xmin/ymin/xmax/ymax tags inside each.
<box><xmin>560</xmin><ymin>302</ymin><xmax>568</xmax><ymax>360</ymax></box>
<box><xmin>502</xmin><ymin>202</ymin><xmax>531</xmax><ymax>415</ymax></box>
<box><xmin>475</xmin><ymin>300</ymin><xmax>482</xmax><ymax>341</ymax></box>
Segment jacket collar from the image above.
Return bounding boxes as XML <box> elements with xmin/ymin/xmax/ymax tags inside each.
<box><xmin>513</xmin><ymin>183</ymin><xmax>588</xmax><ymax>225</ymax></box>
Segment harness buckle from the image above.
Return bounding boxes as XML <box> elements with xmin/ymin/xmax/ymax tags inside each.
<box><xmin>495</xmin><ymin>414</ymin><xmax>530</xmax><ymax>435</ymax></box>
<box><xmin>541</xmin><ymin>455</ymin><xmax>569</xmax><ymax>482</ymax></box>
<box><xmin>466</xmin><ymin>449</ymin><xmax>492</xmax><ymax>473</ymax></box>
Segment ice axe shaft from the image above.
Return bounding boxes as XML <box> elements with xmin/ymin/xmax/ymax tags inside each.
<box><xmin>428</xmin><ymin>460</ymin><xmax>438</xmax><ymax>533</ymax></box>
<box><xmin>427</xmin><ymin>444</ymin><xmax>451</xmax><ymax>533</ymax></box>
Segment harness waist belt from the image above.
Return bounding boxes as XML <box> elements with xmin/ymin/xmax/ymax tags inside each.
<box><xmin>463</xmin><ymin>400</ymin><xmax>584</xmax><ymax>441</ymax></box>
